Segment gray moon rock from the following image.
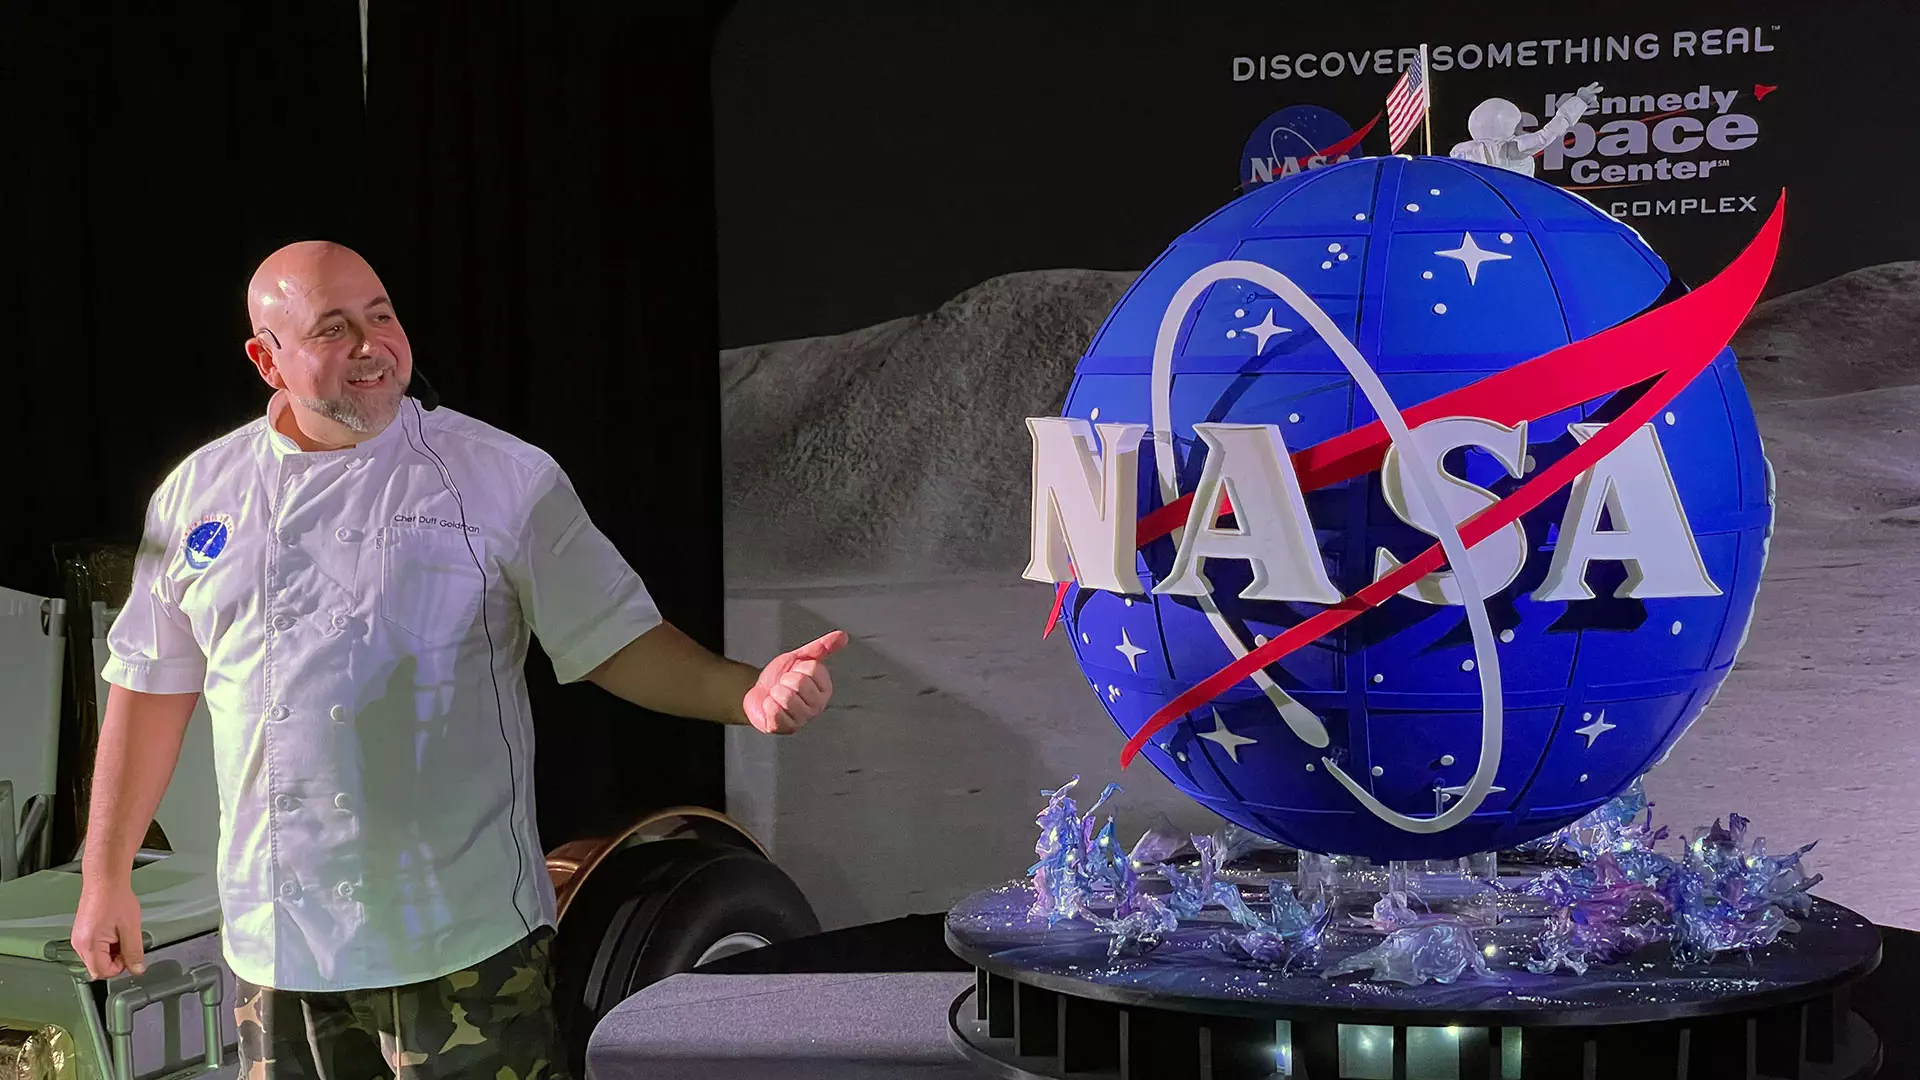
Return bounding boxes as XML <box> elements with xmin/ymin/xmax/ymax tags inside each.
<box><xmin>722</xmin><ymin>269</ymin><xmax>1138</xmax><ymax>582</ymax></box>
<box><xmin>1734</xmin><ymin>261</ymin><xmax>1920</xmax><ymax>403</ymax></box>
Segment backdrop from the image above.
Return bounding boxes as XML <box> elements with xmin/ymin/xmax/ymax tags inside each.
<box><xmin>712</xmin><ymin>0</ymin><xmax>1920</xmax><ymax>929</ymax></box>
<box><xmin>364</xmin><ymin>0</ymin><xmax>732</xmax><ymax>847</ymax></box>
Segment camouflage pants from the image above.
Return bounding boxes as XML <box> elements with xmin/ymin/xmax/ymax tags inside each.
<box><xmin>233</xmin><ymin>928</ymin><xmax>571</xmax><ymax>1080</ymax></box>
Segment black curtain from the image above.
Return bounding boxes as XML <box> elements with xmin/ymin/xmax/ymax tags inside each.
<box><xmin>0</xmin><ymin>2</ymin><xmax>369</xmax><ymax>599</ymax></box>
<box><xmin>364</xmin><ymin>0</ymin><xmax>733</xmax><ymax>840</ymax></box>
<box><xmin>1</xmin><ymin>1</ymin><xmax>369</xmax><ymax>853</ymax></box>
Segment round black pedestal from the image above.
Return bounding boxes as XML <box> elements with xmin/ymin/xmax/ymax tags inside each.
<box><xmin>944</xmin><ymin>883</ymin><xmax>1883</xmax><ymax>1080</ymax></box>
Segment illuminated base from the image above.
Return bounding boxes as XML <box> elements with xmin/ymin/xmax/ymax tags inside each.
<box><xmin>943</xmin><ymin>880</ymin><xmax>1883</xmax><ymax>1080</ymax></box>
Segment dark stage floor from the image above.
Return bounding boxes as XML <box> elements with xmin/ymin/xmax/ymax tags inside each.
<box><xmin>689</xmin><ymin>910</ymin><xmax>1920</xmax><ymax>1076</ymax></box>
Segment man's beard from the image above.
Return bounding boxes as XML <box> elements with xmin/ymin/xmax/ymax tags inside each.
<box><xmin>294</xmin><ymin>371</ymin><xmax>409</xmax><ymax>434</ymax></box>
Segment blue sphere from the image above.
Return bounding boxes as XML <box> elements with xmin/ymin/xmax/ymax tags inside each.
<box><xmin>1059</xmin><ymin>155</ymin><xmax>1770</xmax><ymax>860</ymax></box>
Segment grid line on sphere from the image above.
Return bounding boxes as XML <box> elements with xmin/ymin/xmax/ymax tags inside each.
<box><xmin>1248</xmin><ymin>158</ymin><xmax>1385</xmax><ymax>239</ymax></box>
<box><xmin>1346</xmin><ymin>156</ymin><xmax>1407</xmax><ymax>794</ymax></box>
<box><xmin>1466</xmin><ymin>156</ymin><xmax>1645</xmax><ymax>841</ymax></box>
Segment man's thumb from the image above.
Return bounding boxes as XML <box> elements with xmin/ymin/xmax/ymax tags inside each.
<box><xmin>791</xmin><ymin>630</ymin><xmax>849</xmax><ymax>661</ymax></box>
<box><xmin>121</xmin><ymin>923</ymin><xmax>146</xmax><ymax>975</ymax></box>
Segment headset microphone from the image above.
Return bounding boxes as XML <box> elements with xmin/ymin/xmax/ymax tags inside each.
<box><xmin>407</xmin><ymin>367</ymin><xmax>442</xmax><ymax>411</ymax></box>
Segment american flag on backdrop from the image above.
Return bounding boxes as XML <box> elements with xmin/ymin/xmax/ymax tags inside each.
<box><xmin>1386</xmin><ymin>45</ymin><xmax>1430</xmax><ymax>153</ymax></box>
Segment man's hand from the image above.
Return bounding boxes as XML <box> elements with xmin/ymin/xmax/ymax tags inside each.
<box><xmin>744</xmin><ymin>631</ymin><xmax>849</xmax><ymax>734</ymax></box>
<box><xmin>72</xmin><ymin>878</ymin><xmax>145</xmax><ymax>979</ymax></box>
<box><xmin>71</xmin><ymin>684</ymin><xmax>195</xmax><ymax>981</ymax></box>
<box><xmin>1576</xmin><ymin>81</ymin><xmax>1604</xmax><ymax>109</ymax></box>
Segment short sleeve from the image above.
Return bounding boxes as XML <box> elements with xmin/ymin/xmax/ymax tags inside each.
<box><xmin>101</xmin><ymin>483</ymin><xmax>209</xmax><ymax>695</ymax></box>
<box><xmin>509</xmin><ymin>462</ymin><xmax>664</xmax><ymax>684</ymax></box>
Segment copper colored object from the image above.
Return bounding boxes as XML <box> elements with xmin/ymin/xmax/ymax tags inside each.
<box><xmin>0</xmin><ymin>1025</ymin><xmax>78</xmax><ymax>1080</ymax></box>
<box><xmin>546</xmin><ymin>806</ymin><xmax>765</xmax><ymax>921</ymax></box>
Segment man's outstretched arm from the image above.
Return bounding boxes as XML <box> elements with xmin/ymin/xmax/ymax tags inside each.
<box><xmin>586</xmin><ymin>622</ymin><xmax>848</xmax><ymax>734</ymax></box>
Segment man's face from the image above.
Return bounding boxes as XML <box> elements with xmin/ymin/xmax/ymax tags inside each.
<box><xmin>255</xmin><ymin>253</ymin><xmax>414</xmax><ymax>435</ymax></box>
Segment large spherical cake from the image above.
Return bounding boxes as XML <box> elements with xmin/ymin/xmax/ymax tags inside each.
<box><xmin>1056</xmin><ymin>154</ymin><xmax>1771</xmax><ymax>860</ymax></box>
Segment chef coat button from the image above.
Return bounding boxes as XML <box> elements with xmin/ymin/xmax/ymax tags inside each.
<box><xmin>334</xmin><ymin>794</ymin><xmax>352</xmax><ymax>811</ymax></box>
<box><xmin>275</xmin><ymin>795</ymin><xmax>296</xmax><ymax>812</ymax></box>
<box><xmin>279</xmin><ymin>882</ymin><xmax>297</xmax><ymax>898</ymax></box>
<box><xmin>268</xmin><ymin>705</ymin><xmax>289</xmax><ymax>722</ymax></box>
<box><xmin>337</xmin><ymin>882</ymin><xmax>355</xmax><ymax>898</ymax></box>
<box><xmin>329</xmin><ymin>705</ymin><xmax>348</xmax><ymax>722</ymax></box>
<box><xmin>278</xmin><ymin>529</ymin><xmax>294</xmax><ymax>545</ymax></box>
<box><xmin>331</xmin><ymin>612</ymin><xmax>350</xmax><ymax>630</ymax></box>
<box><xmin>335</xmin><ymin>527</ymin><xmax>354</xmax><ymax>542</ymax></box>
<box><xmin>273</xmin><ymin>615</ymin><xmax>295</xmax><ymax>632</ymax></box>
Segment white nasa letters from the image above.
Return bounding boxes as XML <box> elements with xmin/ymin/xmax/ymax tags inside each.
<box><xmin>1374</xmin><ymin>417</ymin><xmax>1530</xmax><ymax>604</ymax></box>
<box><xmin>1534</xmin><ymin>423</ymin><xmax>1722</xmax><ymax>601</ymax></box>
<box><xmin>1153</xmin><ymin>424</ymin><xmax>1342</xmax><ymax>604</ymax></box>
<box><xmin>1021</xmin><ymin>418</ymin><xmax>1148</xmax><ymax>594</ymax></box>
<box><xmin>1023</xmin><ymin>414</ymin><xmax>1720</xmax><ymax>605</ymax></box>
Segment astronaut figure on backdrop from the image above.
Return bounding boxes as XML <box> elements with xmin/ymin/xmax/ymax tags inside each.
<box><xmin>1449</xmin><ymin>82</ymin><xmax>1603</xmax><ymax>176</ymax></box>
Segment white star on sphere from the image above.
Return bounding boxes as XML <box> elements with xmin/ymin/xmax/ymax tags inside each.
<box><xmin>1197</xmin><ymin>709</ymin><xmax>1258</xmax><ymax>764</ymax></box>
<box><xmin>1575</xmin><ymin>710</ymin><xmax>1616</xmax><ymax>747</ymax></box>
<box><xmin>1435</xmin><ymin>232</ymin><xmax>1512</xmax><ymax>285</ymax></box>
<box><xmin>1114</xmin><ymin>627</ymin><xmax>1147</xmax><ymax>673</ymax></box>
<box><xmin>1240</xmin><ymin>309</ymin><xmax>1292</xmax><ymax>352</ymax></box>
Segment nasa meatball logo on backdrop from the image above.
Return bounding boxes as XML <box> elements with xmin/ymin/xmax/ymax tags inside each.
<box><xmin>1025</xmin><ymin>154</ymin><xmax>1780</xmax><ymax>860</ymax></box>
<box><xmin>1233</xmin><ymin>24</ymin><xmax>1782</xmax><ymax>226</ymax></box>
<box><xmin>1238</xmin><ymin>105</ymin><xmax>1374</xmax><ymax>189</ymax></box>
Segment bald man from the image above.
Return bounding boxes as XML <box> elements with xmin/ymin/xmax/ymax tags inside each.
<box><xmin>73</xmin><ymin>241</ymin><xmax>846</xmax><ymax>1080</ymax></box>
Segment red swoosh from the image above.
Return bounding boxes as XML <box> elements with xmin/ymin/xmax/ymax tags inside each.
<box><xmin>1322</xmin><ymin>111</ymin><xmax>1381</xmax><ymax>160</ymax></box>
<box><xmin>1114</xmin><ymin>192</ymin><xmax>1786</xmax><ymax>767</ymax></box>
<box><xmin>1236</xmin><ymin>112</ymin><xmax>1385</xmax><ymax>194</ymax></box>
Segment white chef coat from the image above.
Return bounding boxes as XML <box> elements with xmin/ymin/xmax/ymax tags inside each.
<box><xmin>102</xmin><ymin>391</ymin><xmax>663</xmax><ymax>992</ymax></box>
